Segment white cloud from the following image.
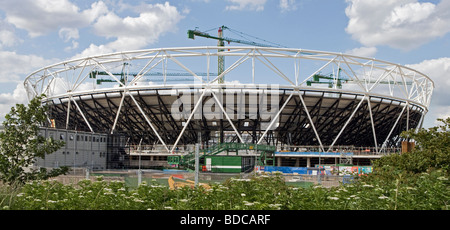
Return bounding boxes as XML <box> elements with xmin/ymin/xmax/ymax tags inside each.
<box><xmin>345</xmin><ymin>0</ymin><xmax>450</xmax><ymax>50</ymax></box>
<box><xmin>64</xmin><ymin>40</ymin><xmax>79</xmax><ymax>52</ymax></box>
<box><xmin>0</xmin><ymin>19</ymin><xmax>22</xmax><ymax>48</ymax></box>
<box><xmin>59</xmin><ymin>27</ymin><xmax>80</xmax><ymax>52</ymax></box>
<box><xmin>1</xmin><ymin>1</ymin><xmax>184</xmax><ymax>58</ymax></box>
<box><xmin>0</xmin><ymin>38</ymin><xmax>59</xmax><ymax>119</ymax></box>
<box><xmin>279</xmin><ymin>0</ymin><xmax>297</xmax><ymax>12</ymax></box>
<box><xmin>59</xmin><ymin>27</ymin><xmax>80</xmax><ymax>42</ymax></box>
<box><xmin>345</xmin><ymin>0</ymin><xmax>450</xmax><ymax>126</ymax></box>
<box><xmin>0</xmin><ymin>53</ymin><xmax>50</xmax><ymax>120</ymax></box>
<box><xmin>0</xmin><ymin>51</ymin><xmax>57</xmax><ymax>83</ymax></box>
<box><xmin>433</xmin><ymin>105</ymin><xmax>450</xmax><ymax>123</ymax></box>
<box><xmin>0</xmin><ymin>30</ymin><xmax>20</xmax><ymax>48</ymax></box>
<box><xmin>226</xmin><ymin>0</ymin><xmax>267</xmax><ymax>11</ymax></box>
<box><xmin>76</xmin><ymin>2</ymin><xmax>183</xmax><ymax>58</ymax></box>
<box><xmin>345</xmin><ymin>46</ymin><xmax>377</xmax><ymax>57</ymax></box>
<box><xmin>0</xmin><ymin>1</ymin><xmax>185</xmax><ymax>120</ymax></box>
<box><xmin>0</xmin><ymin>83</ymin><xmax>28</xmax><ymax>120</ymax></box>
<box><xmin>0</xmin><ymin>0</ymin><xmax>108</xmax><ymax>37</ymax></box>
<box><xmin>406</xmin><ymin>57</ymin><xmax>450</xmax><ymax>126</ymax></box>
<box><xmin>407</xmin><ymin>57</ymin><xmax>450</xmax><ymax>106</ymax></box>
<box><xmin>0</xmin><ymin>83</ymin><xmax>27</xmax><ymax>105</ymax></box>
<box><xmin>384</xmin><ymin>2</ymin><xmax>435</xmax><ymax>28</ymax></box>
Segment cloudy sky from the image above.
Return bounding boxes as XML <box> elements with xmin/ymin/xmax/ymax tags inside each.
<box><xmin>0</xmin><ymin>0</ymin><xmax>449</xmax><ymax>128</ymax></box>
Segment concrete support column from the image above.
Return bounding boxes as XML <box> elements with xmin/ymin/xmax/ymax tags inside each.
<box><xmin>277</xmin><ymin>157</ymin><xmax>282</xmax><ymax>167</ymax></box>
<box><xmin>307</xmin><ymin>157</ymin><xmax>310</xmax><ymax>167</ymax></box>
<box><xmin>295</xmin><ymin>158</ymin><xmax>299</xmax><ymax>167</ymax></box>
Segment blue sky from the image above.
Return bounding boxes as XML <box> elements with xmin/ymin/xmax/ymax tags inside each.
<box><xmin>0</xmin><ymin>0</ymin><xmax>450</xmax><ymax>128</ymax></box>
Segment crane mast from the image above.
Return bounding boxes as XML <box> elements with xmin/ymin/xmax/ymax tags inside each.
<box><xmin>187</xmin><ymin>26</ymin><xmax>283</xmax><ymax>143</ymax></box>
<box><xmin>188</xmin><ymin>25</ymin><xmax>283</xmax><ymax>84</ymax></box>
<box><xmin>217</xmin><ymin>26</ymin><xmax>225</xmax><ymax>84</ymax></box>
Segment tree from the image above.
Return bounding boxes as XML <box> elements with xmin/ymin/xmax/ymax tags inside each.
<box><xmin>0</xmin><ymin>94</ymin><xmax>69</xmax><ymax>186</ymax></box>
<box><xmin>370</xmin><ymin>117</ymin><xmax>450</xmax><ymax>178</ymax></box>
<box><xmin>401</xmin><ymin>117</ymin><xmax>450</xmax><ymax>172</ymax></box>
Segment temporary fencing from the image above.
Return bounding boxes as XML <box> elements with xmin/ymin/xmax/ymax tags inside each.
<box><xmin>53</xmin><ymin>167</ymin><xmax>350</xmax><ymax>188</ymax></box>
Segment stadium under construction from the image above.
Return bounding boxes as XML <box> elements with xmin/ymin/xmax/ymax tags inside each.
<box><xmin>24</xmin><ymin>41</ymin><xmax>433</xmax><ymax>175</ymax></box>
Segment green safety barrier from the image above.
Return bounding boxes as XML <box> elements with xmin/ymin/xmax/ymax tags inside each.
<box><xmin>167</xmin><ymin>155</ymin><xmax>180</xmax><ymax>165</ymax></box>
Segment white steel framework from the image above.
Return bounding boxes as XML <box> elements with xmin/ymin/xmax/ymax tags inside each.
<box><xmin>24</xmin><ymin>46</ymin><xmax>434</xmax><ymax>154</ymax></box>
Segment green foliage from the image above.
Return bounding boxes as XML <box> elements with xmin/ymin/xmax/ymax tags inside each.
<box><xmin>1</xmin><ymin>116</ymin><xmax>448</xmax><ymax>210</ymax></box>
<box><xmin>0</xmin><ymin>94</ymin><xmax>68</xmax><ymax>186</ymax></box>
<box><xmin>357</xmin><ymin>117</ymin><xmax>450</xmax><ymax>209</ymax></box>
<box><xmin>2</xmin><ymin>172</ymin><xmax>448</xmax><ymax>210</ymax></box>
<box><xmin>371</xmin><ymin>117</ymin><xmax>450</xmax><ymax>178</ymax></box>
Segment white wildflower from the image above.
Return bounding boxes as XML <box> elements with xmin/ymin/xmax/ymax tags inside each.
<box><xmin>231</xmin><ymin>178</ymin><xmax>251</xmax><ymax>182</ymax></box>
<box><xmin>378</xmin><ymin>195</ymin><xmax>389</xmax><ymax>199</ymax></box>
<box><xmin>243</xmin><ymin>201</ymin><xmax>254</xmax><ymax>206</ymax></box>
<box><xmin>151</xmin><ymin>185</ymin><xmax>163</xmax><ymax>188</ymax></box>
<box><xmin>104</xmin><ymin>191</ymin><xmax>115</xmax><ymax>196</ymax></box>
<box><xmin>269</xmin><ymin>203</ymin><xmax>282</xmax><ymax>209</ymax></box>
<box><xmin>327</xmin><ymin>196</ymin><xmax>339</xmax><ymax>200</ymax></box>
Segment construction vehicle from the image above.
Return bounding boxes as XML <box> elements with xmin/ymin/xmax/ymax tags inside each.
<box><xmin>168</xmin><ymin>175</ymin><xmax>211</xmax><ymax>190</ymax></box>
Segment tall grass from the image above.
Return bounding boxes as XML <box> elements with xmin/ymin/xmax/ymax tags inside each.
<box><xmin>2</xmin><ymin>171</ymin><xmax>448</xmax><ymax>210</ymax></box>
